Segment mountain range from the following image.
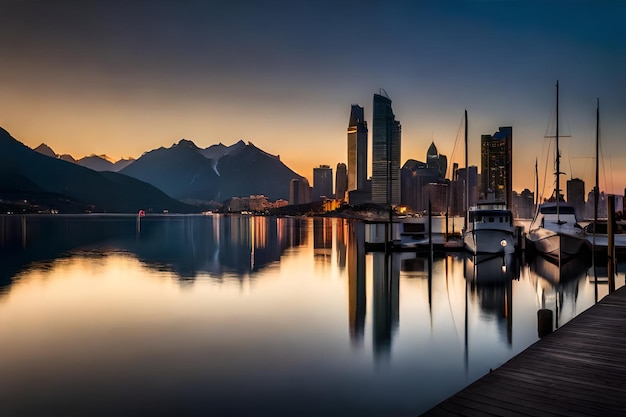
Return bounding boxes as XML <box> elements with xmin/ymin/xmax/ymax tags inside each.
<box><xmin>119</xmin><ymin>139</ymin><xmax>304</xmax><ymax>202</ymax></box>
<box><xmin>34</xmin><ymin>144</ymin><xmax>135</xmax><ymax>171</ymax></box>
<box><xmin>1</xmin><ymin>128</ymin><xmax>194</xmax><ymax>213</ymax></box>
<box><xmin>5</xmin><ymin>130</ymin><xmax>305</xmax><ymax>212</ymax></box>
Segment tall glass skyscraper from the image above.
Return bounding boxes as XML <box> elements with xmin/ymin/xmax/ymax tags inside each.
<box><xmin>480</xmin><ymin>126</ymin><xmax>513</xmax><ymax>206</ymax></box>
<box><xmin>372</xmin><ymin>92</ymin><xmax>401</xmax><ymax>206</ymax></box>
<box><xmin>347</xmin><ymin>105</ymin><xmax>368</xmax><ymax>192</ymax></box>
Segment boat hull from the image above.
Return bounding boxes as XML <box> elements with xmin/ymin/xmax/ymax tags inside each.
<box><xmin>464</xmin><ymin>229</ymin><xmax>516</xmax><ymax>255</ymax></box>
<box><xmin>527</xmin><ymin>227</ymin><xmax>590</xmax><ymax>262</ymax></box>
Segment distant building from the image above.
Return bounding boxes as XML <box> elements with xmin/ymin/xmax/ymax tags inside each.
<box><xmin>289</xmin><ymin>177</ymin><xmax>311</xmax><ymax>205</ymax></box>
<box><xmin>456</xmin><ymin>165</ymin><xmax>479</xmax><ymax>208</ymax></box>
<box><xmin>567</xmin><ymin>178</ymin><xmax>585</xmax><ymax>220</ymax></box>
<box><xmin>335</xmin><ymin>163</ymin><xmax>348</xmax><ymax>201</ymax></box>
<box><xmin>347</xmin><ymin>105</ymin><xmax>368</xmax><ymax>193</ymax></box>
<box><xmin>372</xmin><ymin>92</ymin><xmax>401</xmax><ymax>206</ymax></box>
<box><xmin>424</xmin><ymin>182</ymin><xmax>448</xmax><ymax>215</ymax></box>
<box><xmin>249</xmin><ymin>195</ymin><xmax>270</xmax><ymax>211</ymax></box>
<box><xmin>313</xmin><ymin>165</ymin><xmax>333</xmax><ymax>201</ymax></box>
<box><xmin>481</xmin><ymin>126</ymin><xmax>513</xmax><ymax>206</ymax></box>
<box><xmin>426</xmin><ymin>142</ymin><xmax>448</xmax><ymax>180</ymax></box>
<box><xmin>273</xmin><ymin>199</ymin><xmax>289</xmax><ymax>208</ymax></box>
<box><xmin>513</xmin><ymin>189</ymin><xmax>535</xmax><ymax>219</ymax></box>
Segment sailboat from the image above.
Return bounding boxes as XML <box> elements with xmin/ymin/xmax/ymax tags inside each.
<box><xmin>583</xmin><ymin>98</ymin><xmax>626</xmax><ymax>257</ymax></box>
<box><xmin>462</xmin><ymin>110</ymin><xmax>516</xmax><ymax>255</ymax></box>
<box><xmin>526</xmin><ymin>81</ymin><xmax>590</xmax><ymax>262</ymax></box>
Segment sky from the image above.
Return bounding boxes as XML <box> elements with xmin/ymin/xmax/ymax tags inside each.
<box><xmin>1</xmin><ymin>0</ymin><xmax>625</xmax><ymax>196</ymax></box>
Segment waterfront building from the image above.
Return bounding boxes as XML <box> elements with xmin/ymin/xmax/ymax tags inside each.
<box><xmin>313</xmin><ymin>165</ymin><xmax>333</xmax><ymax>201</ymax></box>
<box><xmin>347</xmin><ymin>105</ymin><xmax>368</xmax><ymax>193</ymax></box>
<box><xmin>289</xmin><ymin>177</ymin><xmax>311</xmax><ymax>205</ymax></box>
<box><xmin>335</xmin><ymin>163</ymin><xmax>348</xmax><ymax>201</ymax></box>
<box><xmin>372</xmin><ymin>92</ymin><xmax>401</xmax><ymax>206</ymax></box>
<box><xmin>480</xmin><ymin>127</ymin><xmax>513</xmax><ymax>206</ymax></box>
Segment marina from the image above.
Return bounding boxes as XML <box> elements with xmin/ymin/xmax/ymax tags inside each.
<box><xmin>1</xmin><ymin>214</ymin><xmax>624</xmax><ymax>415</ymax></box>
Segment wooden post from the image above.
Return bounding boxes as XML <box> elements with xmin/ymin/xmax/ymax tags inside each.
<box><xmin>537</xmin><ymin>309</ymin><xmax>553</xmax><ymax>338</ymax></box>
<box><xmin>608</xmin><ymin>195</ymin><xmax>616</xmax><ymax>293</ymax></box>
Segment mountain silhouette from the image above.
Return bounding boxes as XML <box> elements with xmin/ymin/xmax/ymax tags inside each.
<box><xmin>33</xmin><ymin>143</ymin><xmax>57</xmax><ymax>158</ymax></box>
<box><xmin>199</xmin><ymin>140</ymin><xmax>246</xmax><ymax>160</ymax></box>
<box><xmin>1</xmin><ymin>127</ymin><xmax>194</xmax><ymax>213</ymax></box>
<box><xmin>215</xmin><ymin>142</ymin><xmax>300</xmax><ymax>201</ymax></box>
<box><xmin>78</xmin><ymin>155</ymin><xmax>115</xmax><ymax>171</ymax></box>
<box><xmin>121</xmin><ymin>139</ymin><xmax>304</xmax><ymax>203</ymax></box>
<box><xmin>33</xmin><ymin>143</ymin><xmax>134</xmax><ymax>172</ymax></box>
<box><xmin>120</xmin><ymin>139</ymin><xmax>221</xmax><ymax>202</ymax></box>
<box><xmin>60</xmin><ymin>154</ymin><xmax>77</xmax><ymax>163</ymax></box>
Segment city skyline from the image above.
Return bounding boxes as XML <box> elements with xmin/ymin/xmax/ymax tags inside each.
<box><xmin>1</xmin><ymin>1</ymin><xmax>625</xmax><ymax>195</ymax></box>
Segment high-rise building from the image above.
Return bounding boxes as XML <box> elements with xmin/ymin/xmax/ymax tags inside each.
<box><xmin>567</xmin><ymin>178</ymin><xmax>585</xmax><ymax>220</ymax></box>
<box><xmin>347</xmin><ymin>105</ymin><xmax>368</xmax><ymax>192</ymax></box>
<box><xmin>426</xmin><ymin>142</ymin><xmax>448</xmax><ymax>179</ymax></box>
<box><xmin>481</xmin><ymin>126</ymin><xmax>513</xmax><ymax>206</ymax></box>
<box><xmin>289</xmin><ymin>177</ymin><xmax>311</xmax><ymax>205</ymax></box>
<box><xmin>335</xmin><ymin>163</ymin><xmax>348</xmax><ymax>201</ymax></box>
<box><xmin>313</xmin><ymin>165</ymin><xmax>333</xmax><ymax>200</ymax></box>
<box><xmin>457</xmin><ymin>165</ymin><xmax>479</xmax><ymax>208</ymax></box>
<box><xmin>372</xmin><ymin>92</ymin><xmax>401</xmax><ymax>206</ymax></box>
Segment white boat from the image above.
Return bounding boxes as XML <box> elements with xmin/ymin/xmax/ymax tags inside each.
<box><xmin>527</xmin><ymin>202</ymin><xmax>590</xmax><ymax>261</ymax></box>
<box><xmin>526</xmin><ymin>81</ymin><xmax>591</xmax><ymax>262</ymax></box>
<box><xmin>464</xmin><ymin>202</ymin><xmax>516</xmax><ymax>255</ymax></box>
<box><xmin>585</xmin><ymin>220</ymin><xmax>626</xmax><ymax>255</ymax></box>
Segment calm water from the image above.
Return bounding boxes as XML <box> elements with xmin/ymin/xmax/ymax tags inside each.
<box><xmin>0</xmin><ymin>215</ymin><xmax>623</xmax><ymax>416</ymax></box>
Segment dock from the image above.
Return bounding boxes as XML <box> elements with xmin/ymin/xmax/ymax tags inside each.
<box><xmin>422</xmin><ymin>286</ymin><xmax>626</xmax><ymax>416</ymax></box>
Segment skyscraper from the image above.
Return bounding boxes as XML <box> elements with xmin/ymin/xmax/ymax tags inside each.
<box><xmin>313</xmin><ymin>165</ymin><xmax>333</xmax><ymax>200</ymax></box>
<box><xmin>335</xmin><ymin>162</ymin><xmax>348</xmax><ymax>201</ymax></box>
<box><xmin>480</xmin><ymin>126</ymin><xmax>512</xmax><ymax>206</ymax></box>
<box><xmin>372</xmin><ymin>92</ymin><xmax>401</xmax><ymax>206</ymax></box>
<box><xmin>567</xmin><ymin>178</ymin><xmax>585</xmax><ymax>220</ymax></box>
<box><xmin>426</xmin><ymin>142</ymin><xmax>448</xmax><ymax>179</ymax></box>
<box><xmin>347</xmin><ymin>105</ymin><xmax>368</xmax><ymax>193</ymax></box>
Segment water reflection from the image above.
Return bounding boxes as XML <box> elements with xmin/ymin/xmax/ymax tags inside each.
<box><xmin>348</xmin><ymin>221</ymin><xmax>366</xmax><ymax>345</ymax></box>
<box><xmin>372</xmin><ymin>251</ymin><xmax>400</xmax><ymax>360</ymax></box>
<box><xmin>0</xmin><ymin>215</ymin><xmax>623</xmax><ymax>416</ymax></box>
<box><xmin>0</xmin><ymin>214</ymin><xmax>308</xmax><ymax>285</ymax></box>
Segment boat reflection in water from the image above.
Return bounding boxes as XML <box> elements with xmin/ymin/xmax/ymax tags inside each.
<box><xmin>529</xmin><ymin>255</ymin><xmax>591</xmax><ymax>334</ymax></box>
<box><xmin>464</xmin><ymin>252</ymin><xmax>519</xmax><ymax>284</ymax></box>
<box><xmin>531</xmin><ymin>255</ymin><xmax>589</xmax><ymax>286</ymax></box>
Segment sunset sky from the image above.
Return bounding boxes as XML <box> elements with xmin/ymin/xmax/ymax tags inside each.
<box><xmin>1</xmin><ymin>1</ymin><xmax>625</xmax><ymax>195</ymax></box>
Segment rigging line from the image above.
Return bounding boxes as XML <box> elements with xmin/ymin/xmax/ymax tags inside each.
<box><xmin>446</xmin><ymin>114</ymin><xmax>465</xmax><ymax>179</ymax></box>
<box><xmin>541</xmin><ymin>138</ymin><xmax>552</xmax><ymax>203</ymax></box>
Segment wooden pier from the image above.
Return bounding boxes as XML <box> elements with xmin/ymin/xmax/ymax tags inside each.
<box><xmin>422</xmin><ymin>286</ymin><xmax>626</xmax><ymax>416</ymax></box>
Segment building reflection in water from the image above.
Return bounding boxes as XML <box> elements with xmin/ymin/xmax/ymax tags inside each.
<box><xmin>313</xmin><ymin>218</ymin><xmax>332</xmax><ymax>263</ymax></box>
<box><xmin>372</xmin><ymin>251</ymin><xmax>400</xmax><ymax>360</ymax></box>
<box><xmin>336</xmin><ymin>219</ymin><xmax>347</xmax><ymax>270</ymax></box>
<box><xmin>347</xmin><ymin>221</ymin><xmax>366</xmax><ymax>346</ymax></box>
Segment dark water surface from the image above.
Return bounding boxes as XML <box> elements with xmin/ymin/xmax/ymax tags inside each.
<box><xmin>0</xmin><ymin>214</ymin><xmax>623</xmax><ymax>416</ymax></box>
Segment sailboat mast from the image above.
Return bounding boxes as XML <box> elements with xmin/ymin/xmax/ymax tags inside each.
<box><xmin>594</xmin><ymin>98</ymin><xmax>600</xmax><ymax>227</ymax></box>
<box><xmin>535</xmin><ymin>158</ymin><xmax>539</xmax><ymax>208</ymax></box>
<box><xmin>555</xmin><ymin>81</ymin><xmax>560</xmax><ymax>221</ymax></box>
<box><xmin>464</xmin><ymin>109</ymin><xmax>469</xmax><ymax>232</ymax></box>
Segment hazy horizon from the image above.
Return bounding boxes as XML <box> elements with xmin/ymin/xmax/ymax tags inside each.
<box><xmin>1</xmin><ymin>1</ymin><xmax>624</xmax><ymax>194</ymax></box>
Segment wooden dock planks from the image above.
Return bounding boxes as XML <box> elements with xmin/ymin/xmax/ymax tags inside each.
<box><xmin>422</xmin><ymin>286</ymin><xmax>626</xmax><ymax>416</ymax></box>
